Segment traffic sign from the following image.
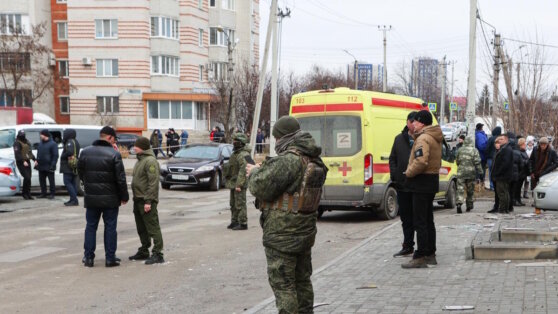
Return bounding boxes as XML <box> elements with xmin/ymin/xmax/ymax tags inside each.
<box><xmin>503</xmin><ymin>102</ymin><xmax>509</xmax><ymax>112</ymax></box>
<box><xmin>428</xmin><ymin>102</ymin><xmax>437</xmax><ymax>112</ymax></box>
<box><xmin>450</xmin><ymin>102</ymin><xmax>457</xmax><ymax>111</ymax></box>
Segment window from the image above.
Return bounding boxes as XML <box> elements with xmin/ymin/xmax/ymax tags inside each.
<box><xmin>199</xmin><ymin>65</ymin><xmax>204</xmax><ymax>81</ymax></box>
<box><xmin>96</xmin><ymin>96</ymin><xmax>119</xmax><ymax>114</ymax></box>
<box><xmin>298</xmin><ymin>116</ymin><xmax>362</xmax><ymax>157</ymax></box>
<box><xmin>150</xmin><ymin>16</ymin><xmax>178</xmax><ymax>39</ymax></box>
<box><xmin>56</xmin><ymin>0</ymin><xmax>67</xmax><ymax>3</ymax></box>
<box><xmin>59</xmin><ymin>96</ymin><xmax>69</xmax><ymax>114</ymax></box>
<box><xmin>196</xmin><ymin>103</ymin><xmax>206</xmax><ymax>120</ymax></box>
<box><xmin>159</xmin><ymin>101</ymin><xmax>169</xmax><ymax>119</ymax></box>
<box><xmin>182</xmin><ymin>101</ymin><xmax>192</xmax><ymax>119</ymax></box>
<box><xmin>57</xmin><ymin>22</ymin><xmax>67</xmax><ymax>40</ymax></box>
<box><xmin>96</xmin><ymin>59</ymin><xmax>118</xmax><ymax>77</ymax></box>
<box><xmin>0</xmin><ymin>53</ymin><xmax>30</xmax><ymax>72</ymax></box>
<box><xmin>0</xmin><ymin>89</ymin><xmax>32</xmax><ymax>107</ymax></box>
<box><xmin>151</xmin><ymin>56</ymin><xmax>179</xmax><ymax>76</ymax></box>
<box><xmin>209</xmin><ymin>27</ymin><xmax>234</xmax><ymax>46</ymax></box>
<box><xmin>222</xmin><ymin>0</ymin><xmax>235</xmax><ymax>10</ymax></box>
<box><xmin>148</xmin><ymin>100</ymin><xmax>158</xmax><ymax>119</ymax></box>
<box><xmin>171</xmin><ymin>101</ymin><xmax>181</xmax><ymax>119</ymax></box>
<box><xmin>198</xmin><ymin>28</ymin><xmax>204</xmax><ymax>47</ymax></box>
<box><xmin>198</xmin><ymin>0</ymin><xmax>203</xmax><ymax>9</ymax></box>
<box><xmin>95</xmin><ymin>19</ymin><xmax>118</xmax><ymax>39</ymax></box>
<box><xmin>209</xmin><ymin>0</ymin><xmax>216</xmax><ymax>7</ymax></box>
<box><xmin>147</xmin><ymin>100</ymin><xmax>198</xmax><ymax>121</ymax></box>
<box><xmin>0</xmin><ymin>14</ymin><xmax>29</xmax><ymax>35</ymax></box>
<box><xmin>209</xmin><ymin>62</ymin><xmax>228</xmax><ymax>81</ymax></box>
<box><xmin>58</xmin><ymin>60</ymin><xmax>69</xmax><ymax>77</ymax></box>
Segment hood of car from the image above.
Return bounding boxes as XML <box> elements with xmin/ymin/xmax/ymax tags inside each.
<box><xmin>166</xmin><ymin>157</ymin><xmax>218</xmax><ymax>169</ymax></box>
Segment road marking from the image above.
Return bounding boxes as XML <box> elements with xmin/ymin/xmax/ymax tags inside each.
<box><xmin>0</xmin><ymin>247</ymin><xmax>65</xmax><ymax>263</ymax></box>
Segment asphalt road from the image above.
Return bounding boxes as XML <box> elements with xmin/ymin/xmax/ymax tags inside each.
<box><xmin>0</xmin><ymin>182</ymin><xmax>397</xmax><ymax>314</ymax></box>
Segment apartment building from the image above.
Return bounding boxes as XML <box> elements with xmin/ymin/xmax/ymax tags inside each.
<box><xmin>346</xmin><ymin>62</ymin><xmax>384</xmax><ymax>90</ymax></box>
<box><xmin>0</xmin><ymin>0</ymin><xmax>53</xmax><ymax>117</ymax></box>
<box><xmin>61</xmin><ymin>0</ymin><xmax>259</xmax><ymax>133</ymax></box>
<box><xmin>411</xmin><ymin>57</ymin><xmax>444</xmax><ymax>102</ymax></box>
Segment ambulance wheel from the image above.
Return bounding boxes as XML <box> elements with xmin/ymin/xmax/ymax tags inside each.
<box><xmin>378</xmin><ymin>186</ymin><xmax>399</xmax><ymax>220</ymax></box>
<box><xmin>444</xmin><ymin>180</ymin><xmax>457</xmax><ymax>209</ymax></box>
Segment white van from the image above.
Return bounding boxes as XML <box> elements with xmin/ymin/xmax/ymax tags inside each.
<box><xmin>0</xmin><ymin>125</ymin><xmax>103</xmax><ymax>194</ymax></box>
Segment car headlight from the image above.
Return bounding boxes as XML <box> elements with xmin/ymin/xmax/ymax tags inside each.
<box><xmin>539</xmin><ymin>176</ymin><xmax>558</xmax><ymax>187</ymax></box>
<box><xmin>160</xmin><ymin>164</ymin><xmax>168</xmax><ymax>172</ymax></box>
<box><xmin>196</xmin><ymin>165</ymin><xmax>214</xmax><ymax>172</ymax></box>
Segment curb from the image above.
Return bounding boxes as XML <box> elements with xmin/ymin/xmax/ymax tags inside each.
<box><xmin>244</xmin><ymin>220</ymin><xmax>401</xmax><ymax>314</ymax></box>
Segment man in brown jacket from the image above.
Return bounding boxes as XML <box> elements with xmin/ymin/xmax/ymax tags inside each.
<box><xmin>402</xmin><ymin>110</ymin><xmax>443</xmax><ymax>269</ymax></box>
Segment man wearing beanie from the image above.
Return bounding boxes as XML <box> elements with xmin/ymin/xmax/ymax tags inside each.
<box><xmin>36</xmin><ymin>129</ymin><xmax>59</xmax><ymax>199</ymax></box>
<box><xmin>129</xmin><ymin>136</ymin><xmax>165</xmax><ymax>264</ymax></box>
<box><xmin>402</xmin><ymin>110</ymin><xmax>443</xmax><ymax>268</ymax></box>
<box><xmin>246</xmin><ymin>115</ymin><xmax>327</xmax><ymax>313</ymax></box>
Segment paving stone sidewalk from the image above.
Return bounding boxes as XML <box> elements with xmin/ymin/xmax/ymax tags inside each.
<box><xmin>249</xmin><ymin>202</ymin><xmax>558</xmax><ymax>314</ymax></box>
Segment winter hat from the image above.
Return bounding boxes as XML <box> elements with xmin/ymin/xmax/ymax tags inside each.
<box><xmin>17</xmin><ymin>130</ymin><xmax>26</xmax><ymax>139</ymax></box>
<box><xmin>539</xmin><ymin>137</ymin><xmax>549</xmax><ymax>144</ymax></box>
<box><xmin>40</xmin><ymin>129</ymin><xmax>50</xmax><ymax>137</ymax></box>
<box><xmin>134</xmin><ymin>136</ymin><xmax>151</xmax><ymax>150</ymax></box>
<box><xmin>414</xmin><ymin>110</ymin><xmax>433</xmax><ymax>126</ymax></box>
<box><xmin>272</xmin><ymin>116</ymin><xmax>300</xmax><ymax>138</ymax></box>
<box><xmin>407</xmin><ymin>111</ymin><xmax>418</xmax><ymax>121</ymax></box>
<box><xmin>232</xmin><ymin>133</ymin><xmax>248</xmax><ymax>144</ymax></box>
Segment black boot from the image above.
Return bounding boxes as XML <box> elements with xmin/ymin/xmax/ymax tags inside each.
<box><xmin>232</xmin><ymin>224</ymin><xmax>248</xmax><ymax>230</ymax></box>
<box><xmin>457</xmin><ymin>204</ymin><xmax>463</xmax><ymax>214</ymax></box>
<box><xmin>129</xmin><ymin>252</ymin><xmax>150</xmax><ymax>261</ymax></box>
<box><xmin>145</xmin><ymin>254</ymin><xmax>165</xmax><ymax>265</ymax></box>
<box><xmin>227</xmin><ymin>222</ymin><xmax>238</xmax><ymax>229</ymax></box>
<box><xmin>393</xmin><ymin>246</ymin><xmax>414</xmax><ymax>258</ymax></box>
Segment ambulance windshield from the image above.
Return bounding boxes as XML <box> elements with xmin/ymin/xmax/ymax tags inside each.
<box><xmin>298</xmin><ymin>116</ymin><xmax>361</xmax><ymax>157</ymax></box>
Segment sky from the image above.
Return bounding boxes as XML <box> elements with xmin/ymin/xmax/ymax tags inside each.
<box><xmin>259</xmin><ymin>0</ymin><xmax>558</xmax><ymax>98</ymax></box>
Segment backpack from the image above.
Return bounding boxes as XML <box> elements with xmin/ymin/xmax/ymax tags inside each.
<box><xmin>67</xmin><ymin>139</ymin><xmax>78</xmax><ymax>174</ymax></box>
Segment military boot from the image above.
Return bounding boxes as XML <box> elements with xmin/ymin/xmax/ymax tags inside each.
<box><xmin>401</xmin><ymin>257</ymin><xmax>428</xmax><ymax>269</ymax></box>
<box><xmin>145</xmin><ymin>254</ymin><xmax>165</xmax><ymax>265</ymax></box>
<box><xmin>456</xmin><ymin>204</ymin><xmax>462</xmax><ymax>214</ymax></box>
<box><xmin>227</xmin><ymin>222</ymin><xmax>239</xmax><ymax>229</ymax></box>
<box><xmin>129</xmin><ymin>252</ymin><xmax>150</xmax><ymax>261</ymax></box>
<box><xmin>232</xmin><ymin>224</ymin><xmax>247</xmax><ymax>230</ymax></box>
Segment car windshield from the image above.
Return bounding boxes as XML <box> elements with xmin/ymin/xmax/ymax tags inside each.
<box><xmin>441</xmin><ymin>127</ymin><xmax>453</xmax><ymax>132</ymax></box>
<box><xmin>298</xmin><ymin>115</ymin><xmax>362</xmax><ymax>157</ymax></box>
<box><xmin>0</xmin><ymin>129</ymin><xmax>16</xmax><ymax>148</ymax></box>
<box><xmin>174</xmin><ymin>145</ymin><xmax>220</xmax><ymax>159</ymax></box>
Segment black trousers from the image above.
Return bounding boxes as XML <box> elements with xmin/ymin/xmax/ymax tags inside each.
<box><xmin>412</xmin><ymin>192</ymin><xmax>436</xmax><ymax>258</ymax></box>
<box><xmin>397</xmin><ymin>190</ymin><xmax>415</xmax><ymax>248</ymax></box>
<box><xmin>493</xmin><ymin>181</ymin><xmax>499</xmax><ymax>210</ymax></box>
<box><xmin>509</xmin><ymin>180</ymin><xmax>517</xmax><ymax>210</ymax></box>
<box><xmin>16</xmin><ymin>160</ymin><xmax>32</xmax><ymax>196</ymax></box>
<box><xmin>513</xmin><ymin>178</ymin><xmax>525</xmax><ymax>201</ymax></box>
<box><xmin>39</xmin><ymin>170</ymin><xmax>55</xmax><ymax>196</ymax></box>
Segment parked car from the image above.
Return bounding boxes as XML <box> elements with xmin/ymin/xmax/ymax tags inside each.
<box><xmin>159</xmin><ymin>143</ymin><xmax>233</xmax><ymax>191</ymax></box>
<box><xmin>0</xmin><ymin>158</ymin><xmax>20</xmax><ymax>197</ymax></box>
<box><xmin>533</xmin><ymin>171</ymin><xmax>558</xmax><ymax>211</ymax></box>
<box><xmin>441</xmin><ymin>125</ymin><xmax>459</xmax><ymax>142</ymax></box>
<box><xmin>116</xmin><ymin>133</ymin><xmax>140</xmax><ymax>151</ymax></box>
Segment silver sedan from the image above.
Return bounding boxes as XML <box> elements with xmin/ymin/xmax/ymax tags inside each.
<box><xmin>534</xmin><ymin>171</ymin><xmax>558</xmax><ymax>211</ymax></box>
<box><xmin>0</xmin><ymin>158</ymin><xmax>20</xmax><ymax>197</ymax></box>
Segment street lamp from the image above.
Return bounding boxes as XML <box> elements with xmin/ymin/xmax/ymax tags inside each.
<box><xmin>343</xmin><ymin>49</ymin><xmax>358</xmax><ymax>90</ymax></box>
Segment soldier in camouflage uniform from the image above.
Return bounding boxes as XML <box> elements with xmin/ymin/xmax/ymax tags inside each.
<box><xmin>455</xmin><ymin>137</ymin><xmax>483</xmax><ymax>214</ymax></box>
<box><xmin>224</xmin><ymin>133</ymin><xmax>251</xmax><ymax>230</ymax></box>
<box><xmin>247</xmin><ymin>116</ymin><xmax>327</xmax><ymax>314</ymax></box>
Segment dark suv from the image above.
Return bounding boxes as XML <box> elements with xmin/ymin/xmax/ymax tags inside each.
<box><xmin>159</xmin><ymin>143</ymin><xmax>233</xmax><ymax>191</ymax></box>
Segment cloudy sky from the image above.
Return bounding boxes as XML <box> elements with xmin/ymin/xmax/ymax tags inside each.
<box><xmin>259</xmin><ymin>0</ymin><xmax>558</xmax><ymax>98</ymax></box>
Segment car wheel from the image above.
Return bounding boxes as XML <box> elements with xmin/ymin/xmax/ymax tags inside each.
<box><xmin>162</xmin><ymin>183</ymin><xmax>171</xmax><ymax>190</ymax></box>
<box><xmin>444</xmin><ymin>180</ymin><xmax>457</xmax><ymax>209</ymax></box>
<box><xmin>377</xmin><ymin>186</ymin><xmax>398</xmax><ymax>220</ymax></box>
<box><xmin>209</xmin><ymin>172</ymin><xmax>220</xmax><ymax>191</ymax></box>
<box><xmin>76</xmin><ymin>176</ymin><xmax>85</xmax><ymax>196</ymax></box>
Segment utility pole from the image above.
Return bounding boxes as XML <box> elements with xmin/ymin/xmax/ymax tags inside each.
<box><xmin>378</xmin><ymin>25</ymin><xmax>392</xmax><ymax>92</ymax></box>
<box><xmin>249</xmin><ymin>0</ymin><xmax>277</xmax><ymax>157</ymax></box>
<box><xmin>499</xmin><ymin>46</ymin><xmax>515</xmax><ymax>132</ymax></box>
<box><xmin>491</xmin><ymin>34</ymin><xmax>501</xmax><ymax>130</ymax></box>
<box><xmin>269</xmin><ymin>7</ymin><xmax>281</xmax><ymax>157</ymax></box>
<box><xmin>449</xmin><ymin>61</ymin><xmax>455</xmax><ymax>122</ymax></box>
<box><xmin>440</xmin><ymin>55</ymin><xmax>447</xmax><ymax>125</ymax></box>
<box><xmin>466</xmin><ymin>0</ymin><xmax>477</xmax><ymax>142</ymax></box>
<box><xmin>343</xmin><ymin>49</ymin><xmax>358</xmax><ymax>90</ymax></box>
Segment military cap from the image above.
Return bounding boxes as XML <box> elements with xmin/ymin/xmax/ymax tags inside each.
<box><xmin>272</xmin><ymin>116</ymin><xmax>300</xmax><ymax>138</ymax></box>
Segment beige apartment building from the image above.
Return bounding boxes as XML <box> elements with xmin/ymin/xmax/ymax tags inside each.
<box><xmin>65</xmin><ymin>0</ymin><xmax>260</xmax><ymax>134</ymax></box>
<box><xmin>0</xmin><ymin>0</ymin><xmax>53</xmax><ymax>118</ymax></box>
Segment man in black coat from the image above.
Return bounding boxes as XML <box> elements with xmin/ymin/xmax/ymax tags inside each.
<box><xmin>486</xmin><ymin>126</ymin><xmax>502</xmax><ymax>190</ymax></box>
<box><xmin>389</xmin><ymin>111</ymin><xmax>417</xmax><ymax>257</ymax></box>
<box><xmin>508</xmin><ymin>133</ymin><xmax>522</xmax><ymax>212</ymax></box>
<box><xmin>490</xmin><ymin>134</ymin><xmax>514</xmax><ymax>213</ymax></box>
<box><xmin>78</xmin><ymin>126</ymin><xmax>129</xmax><ymax>268</ymax></box>
<box><xmin>60</xmin><ymin>129</ymin><xmax>81</xmax><ymax>206</ymax></box>
<box><xmin>35</xmin><ymin>129</ymin><xmax>59</xmax><ymax>199</ymax></box>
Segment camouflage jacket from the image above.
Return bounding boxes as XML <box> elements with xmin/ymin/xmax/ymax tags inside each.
<box><xmin>224</xmin><ymin>145</ymin><xmax>251</xmax><ymax>189</ymax></box>
<box><xmin>132</xmin><ymin>149</ymin><xmax>160</xmax><ymax>204</ymax></box>
<box><xmin>248</xmin><ymin>132</ymin><xmax>325</xmax><ymax>254</ymax></box>
<box><xmin>456</xmin><ymin>138</ymin><xmax>483</xmax><ymax>180</ymax></box>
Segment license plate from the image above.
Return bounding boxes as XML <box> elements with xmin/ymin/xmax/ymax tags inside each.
<box><xmin>172</xmin><ymin>174</ymin><xmax>189</xmax><ymax>181</ymax></box>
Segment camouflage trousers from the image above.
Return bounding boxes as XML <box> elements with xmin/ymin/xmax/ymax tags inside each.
<box><xmin>265</xmin><ymin>247</ymin><xmax>314</xmax><ymax>314</ymax></box>
<box><xmin>230</xmin><ymin>188</ymin><xmax>247</xmax><ymax>225</ymax></box>
<box><xmin>456</xmin><ymin>178</ymin><xmax>475</xmax><ymax>209</ymax></box>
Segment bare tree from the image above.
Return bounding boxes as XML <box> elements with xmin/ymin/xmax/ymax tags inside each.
<box><xmin>0</xmin><ymin>22</ymin><xmax>62</xmax><ymax>107</ymax></box>
<box><xmin>233</xmin><ymin>61</ymin><xmax>260</xmax><ymax>133</ymax></box>
<box><xmin>209</xmin><ymin>66</ymin><xmax>235</xmax><ymax>142</ymax></box>
<box><xmin>393</xmin><ymin>60</ymin><xmax>414</xmax><ymax>96</ymax></box>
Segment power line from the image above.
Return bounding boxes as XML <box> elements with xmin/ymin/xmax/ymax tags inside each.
<box><xmin>501</xmin><ymin>37</ymin><xmax>558</xmax><ymax>49</ymax></box>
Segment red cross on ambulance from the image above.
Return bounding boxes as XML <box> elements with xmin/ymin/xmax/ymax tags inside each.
<box><xmin>338</xmin><ymin>161</ymin><xmax>352</xmax><ymax>176</ymax></box>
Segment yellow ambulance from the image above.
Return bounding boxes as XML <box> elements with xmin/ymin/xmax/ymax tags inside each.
<box><xmin>289</xmin><ymin>87</ymin><xmax>457</xmax><ymax>220</ymax></box>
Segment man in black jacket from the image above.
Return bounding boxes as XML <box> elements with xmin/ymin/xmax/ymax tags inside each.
<box><xmin>486</xmin><ymin>126</ymin><xmax>502</xmax><ymax>190</ymax></box>
<box><xmin>13</xmin><ymin>130</ymin><xmax>36</xmax><ymax>200</ymax></box>
<box><xmin>35</xmin><ymin>129</ymin><xmax>59</xmax><ymax>199</ymax></box>
<box><xmin>389</xmin><ymin>111</ymin><xmax>417</xmax><ymax>257</ymax></box>
<box><xmin>60</xmin><ymin>129</ymin><xmax>81</xmax><ymax>206</ymax></box>
<box><xmin>490</xmin><ymin>134</ymin><xmax>514</xmax><ymax>214</ymax></box>
<box><xmin>78</xmin><ymin>126</ymin><xmax>129</xmax><ymax>268</ymax></box>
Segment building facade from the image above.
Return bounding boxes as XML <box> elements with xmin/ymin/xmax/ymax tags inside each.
<box><xmin>346</xmin><ymin>62</ymin><xmax>383</xmax><ymax>90</ymax></box>
<box><xmin>50</xmin><ymin>0</ymin><xmax>259</xmax><ymax>133</ymax></box>
<box><xmin>0</xmin><ymin>0</ymin><xmax>53</xmax><ymax>117</ymax></box>
<box><xmin>411</xmin><ymin>57</ymin><xmax>443</xmax><ymax>101</ymax></box>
